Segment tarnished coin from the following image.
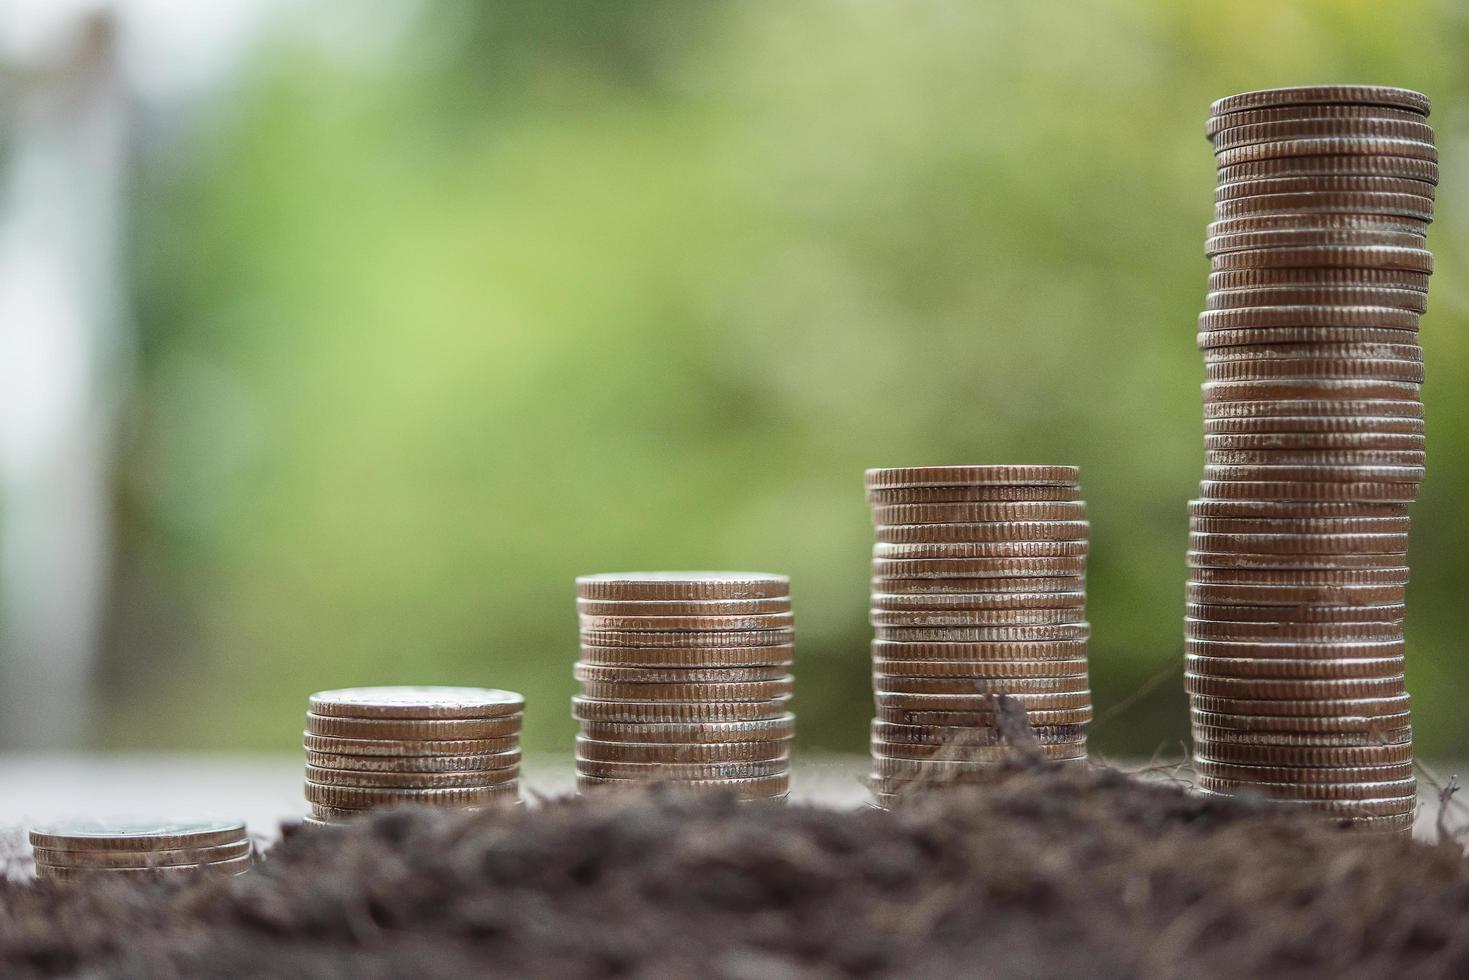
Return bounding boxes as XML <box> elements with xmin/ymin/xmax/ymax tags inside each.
<box><xmin>1184</xmin><ymin>601</ymin><xmax>1406</xmax><ymax>622</ymax></box>
<box><xmin>574</xmin><ymin>758</ymin><xmax>788</xmax><ymax>780</ymax></box>
<box><xmin>1215</xmin><ymin>137</ymin><xmax>1438</xmax><ymax>168</ymax></box>
<box><xmin>872</xmin><ymin>658</ymin><xmax>1089</xmax><ymax>678</ymax></box>
<box><xmin>866</xmin><ymin>484</ymin><xmax>1082</xmax><ymax>504</ymax></box>
<box><xmin>304</xmin><ymin>750</ymin><xmax>521</xmax><ymax>772</ymax></box>
<box><xmin>304</xmin><ymin>765</ymin><xmax>518</xmax><ymax>788</ymax></box>
<box><xmin>874</xmin><ymin>674</ymin><xmax>1089</xmax><ymax>696</ymax></box>
<box><xmin>873</xmin><ymin>624</ymin><xmax>1090</xmax><ymax>643</ymax></box>
<box><xmin>871</xmin><ymin>753</ymin><xmax>1083</xmax><ymax>780</ymax></box>
<box><xmin>576</xmin><ymin>677</ymin><xmax>794</xmax><ymax>702</ymax></box>
<box><xmin>1208</xmin><ymin>244</ymin><xmax>1432</xmax><ymax>271</ymax></box>
<box><xmin>1213</xmin><ymin>191</ymin><xmax>1434</xmax><ymax>222</ymax></box>
<box><xmin>1186</xmin><ymin>582</ymin><xmax>1406</xmax><ymax>607</ymax></box>
<box><xmin>1192</xmin><ymin>741</ymin><xmax>1413</xmax><ymax>767</ymax></box>
<box><xmin>1206</xmin><ymin>268</ymin><xmax>1430</xmax><ymax>294</ymax></box>
<box><xmin>301</xmin><ymin>732</ymin><xmax>520</xmax><ymax>757</ymax></box>
<box><xmin>1204</xmin><ymin>380</ymin><xmax>1423</xmax><ymax>405</ymax></box>
<box><xmin>574</xmin><ymin>736</ymin><xmax>791</xmax><ymax>764</ymax></box>
<box><xmin>1210</xmin><ymin>85</ymin><xmax>1430</xmax><ymax>117</ymax></box>
<box><xmin>1189</xmin><ymin>693</ymin><xmax>1410</xmax><ymax>716</ymax></box>
<box><xmin>1185</xmin><ymin>673</ymin><xmax>1406</xmax><ymax>698</ymax></box>
<box><xmin>1207</xmin><ymin>211</ymin><xmax>1431</xmax><ymax>239</ymax></box>
<box><xmin>1189</xmin><ymin>513</ymin><xmax>1411</xmax><ymax>533</ymax></box>
<box><xmin>305</xmin><ymin>714</ymin><xmax>522</xmax><ymax>741</ymax></box>
<box><xmin>1188</xmin><ymin>551</ymin><xmax>1409</xmax><ymax>571</ymax></box>
<box><xmin>876</xmin><ymin>706</ymin><xmax>1093</xmax><ymax>727</ymax></box>
<box><xmin>1192</xmin><ymin>726</ymin><xmax>1411</xmax><ymax>748</ymax></box>
<box><xmin>1190</xmin><ymin>758</ymin><xmax>1414</xmax><ymax>783</ymax></box>
<box><xmin>1185</xmin><ymin>619</ymin><xmax>1403</xmax><ymax>643</ymax></box>
<box><xmin>573</xmin><ymin>663</ymin><xmax>788</xmax><ymax>683</ymax></box>
<box><xmin>575</xmin><ymin>572</ymin><xmax>789</xmax><ymax>601</ymax></box>
<box><xmin>1204</xmin><ymin>360</ymin><xmax>1425</xmax><ymax>385</ymax></box>
<box><xmin>1196</xmin><ymin>774</ymin><xmax>1416</xmax><ymax>801</ymax></box>
<box><xmin>308</xmin><ymin>797</ymin><xmax>516</xmax><ymax>820</ymax></box>
<box><xmin>1188</xmin><ymin>499</ymin><xmax>1411</xmax><ymax>519</ymax></box>
<box><xmin>578</xmin><ymin>612</ymin><xmax>795</xmax><ymax>632</ymax></box>
<box><xmin>1202</xmin><ymin>465</ymin><xmax>1423</xmax><ymax>486</ymax></box>
<box><xmin>35</xmin><ymin>854</ymin><xmax>254</xmax><ymax>878</ymax></box>
<box><xmin>1202</xmin><ymin>433</ymin><xmax>1423</xmax><ymax>453</ymax></box>
<box><xmin>870</xmin><ymin>556</ymin><xmax>1088</xmax><ymax>579</ymax></box>
<box><xmin>872</xmin><ymin>541</ymin><xmax>1089</xmax><ymax>560</ymax></box>
<box><xmin>874</xmin><ymin>690</ymin><xmax>1091</xmax><ymax>711</ymax></box>
<box><xmin>570</xmin><ymin>696</ymin><xmax>789</xmax><ymax>723</ymax></box>
<box><xmin>1206</xmin><ymin>103</ymin><xmax>1429</xmax><ymax>138</ymax></box>
<box><xmin>1203</xmin><ymin>398</ymin><xmax>1423</xmax><ymax>420</ymax></box>
<box><xmin>1185</xmin><ymin>639</ymin><xmax>1404</xmax><ymax>660</ymax></box>
<box><xmin>578</xmin><ymin>644</ymin><xmax>793</xmax><ymax>667</ymax></box>
<box><xmin>1206</xmin><ymin>229</ymin><xmax>1426</xmax><ymax>257</ymax></box>
<box><xmin>28</xmin><ymin>819</ymin><xmax>248</xmax><ymax>852</ymax></box>
<box><xmin>575</xmin><ymin>597</ymin><xmax>790</xmax><ymax>616</ymax></box>
<box><xmin>1204</xmin><ymin>449</ymin><xmax>1425</xmax><ymax>468</ymax></box>
<box><xmin>1196</xmin><ymin>306</ymin><xmax>1421</xmax><ymax>335</ymax></box>
<box><xmin>1184</xmin><ymin>656</ymin><xmax>1405</xmax><ymax>680</ymax></box>
<box><xmin>871</xmin><ymin>591</ymin><xmax>1086</xmax><ymax>611</ymax></box>
<box><xmin>1190</xmin><ymin>708</ymin><xmax>1411</xmax><ymax>733</ymax></box>
<box><xmin>1196</xmin><ymin>482</ymin><xmax>1417</xmax><ymax>503</ymax></box>
<box><xmin>874</xmin><ymin>521</ymin><xmax>1090</xmax><ymax>544</ymax></box>
<box><xmin>1188</xmin><ymin>531</ymin><xmax>1411</xmax><ymax>554</ymax></box>
<box><xmin>864</xmin><ymin>465</ymin><xmax>1079</xmax><ymax>489</ymax></box>
<box><xmin>1204</xmin><ymin>342</ymin><xmax>1424</xmax><ymax>365</ymax></box>
<box><xmin>304</xmin><ymin>783</ymin><xmax>518</xmax><ymax>809</ymax></box>
<box><xmin>1206</xmin><ymin>287</ymin><xmax>1428</xmax><ymax>312</ymax></box>
<box><xmin>1216</xmin><ymin>154</ymin><xmax>1438</xmax><ymax>184</ymax></box>
<box><xmin>871</xmin><ymin>639</ymin><xmax>1089</xmax><ymax>661</ymax></box>
<box><xmin>1215</xmin><ymin>178</ymin><xmax>1435</xmax><ymax>206</ymax></box>
<box><xmin>1211</xmin><ymin>118</ymin><xmax>1434</xmax><ymax>152</ymax></box>
<box><xmin>580</xmin><ymin>629</ymin><xmax>795</xmax><ymax>649</ymax></box>
<box><xmin>869</xmin><ymin>501</ymin><xmax>1087</xmax><ymax>524</ymax></box>
<box><xmin>31</xmin><ymin>840</ymin><xmax>252</xmax><ymax>868</ymax></box>
<box><xmin>308</xmin><ymin>687</ymin><xmax>524</xmax><ymax>720</ymax></box>
<box><xmin>1200</xmin><ymin>330</ymin><xmax>1423</xmax><ymax>353</ymax></box>
<box><xmin>872</xmin><ymin>575</ymin><xmax>1084</xmax><ymax>595</ymax></box>
<box><xmin>576</xmin><ymin>714</ymin><xmax>795</xmax><ymax>743</ymax></box>
<box><xmin>575</xmin><ymin>773</ymin><xmax>789</xmax><ymax>797</ymax></box>
<box><xmin>871</xmin><ymin>607</ymin><xmax>1086</xmax><ymax>628</ymax></box>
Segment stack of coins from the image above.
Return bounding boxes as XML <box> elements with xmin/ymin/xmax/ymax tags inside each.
<box><xmin>1189</xmin><ymin>86</ymin><xmax>1434</xmax><ymax>832</ymax></box>
<box><xmin>573</xmin><ymin>573</ymin><xmax>794</xmax><ymax>801</ymax></box>
<box><xmin>29</xmin><ymin>819</ymin><xmax>252</xmax><ymax>882</ymax></box>
<box><xmin>303</xmin><ymin>686</ymin><xmax>524</xmax><ymax>825</ymax></box>
<box><xmin>864</xmin><ymin>466</ymin><xmax>1092</xmax><ymax>808</ymax></box>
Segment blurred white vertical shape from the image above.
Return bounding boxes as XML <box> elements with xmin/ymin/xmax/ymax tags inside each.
<box><xmin>0</xmin><ymin>9</ymin><xmax>129</xmax><ymax>747</ymax></box>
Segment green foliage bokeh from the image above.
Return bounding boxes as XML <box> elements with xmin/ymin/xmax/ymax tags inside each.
<box><xmin>109</xmin><ymin>0</ymin><xmax>1469</xmax><ymax>757</ymax></box>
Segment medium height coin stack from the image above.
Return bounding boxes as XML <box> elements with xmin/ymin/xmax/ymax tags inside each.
<box><xmin>865</xmin><ymin>466</ymin><xmax>1092</xmax><ymax>808</ymax></box>
<box><xmin>1189</xmin><ymin>86</ymin><xmax>1434</xmax><ymax>832</ymax></box>
<box><xmin>574</xmin><ymin>573</ymin><xmax>794</xmax><ymax>801</ymax></box>
<box><xmin>303</xmin><ymin>686</ymin><xmax>524</xmax><ymax>825</ymax></box>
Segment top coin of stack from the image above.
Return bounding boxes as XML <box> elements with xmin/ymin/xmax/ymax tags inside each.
<box><xmin>573</xmin><ymin>572</ymin><xmax>794</xmax><ymax>801</ymax></box>
<box><xmin>303</xmin><ymin>686</ymin><xmax>525</xmax><ymax>825</ymax></box>
<box><xmin>1190</xmin><ymin>86</ymin><xmax>1433</xmax><ymax>832</ymax></box>
<box><xmin>29</xmin><ymin>818</ymin><xmax>253</xmax><ymax>882</ymax></box>
<box><xmin>864</xmin><ymin>466</ymin><xmax>1092</xmax><ymax>808</ymax></box>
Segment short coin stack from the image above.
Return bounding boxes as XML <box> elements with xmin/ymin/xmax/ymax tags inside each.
<box><xmin>574</xmin><ymin>572</ymin><xmax>794</xmax><ymax>801</ymax></box>
<box><xmin>1189</xmin><ymin>86</ymin><xmax>1434</xmax><ymax>832</ymax></box>
<box><xmin>865</xmin><ymin>466</ymin><xmax>1092</xmax><ymax>808</ymax></box>
<box><xmin>29</xmin><ymin>819</ymin><xmax>252</xmax><ymax>882</ymax></box>
<box><xmin>303</xmin><ymin>686</ymin><xmax>524</xmax><ymax>825</ymax></box>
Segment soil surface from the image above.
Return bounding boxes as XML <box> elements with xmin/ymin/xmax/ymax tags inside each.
<box><xmin>1</xmin><ymin>762</ymin><xmax>1466</xmax><ymax>979</ymax></box>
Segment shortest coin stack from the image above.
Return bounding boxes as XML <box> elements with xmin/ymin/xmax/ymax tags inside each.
<box><xmin>864</xmin><ymin>465</ymin><xmax>1093</xmax><ymax>809</ymax></box>
<box><xmin>574</xmin><ymin>572</ymin><xmax>794</xmax><ymax>801</ymax></box>
<box><xmin>29</xmin><ymin>819</ymin><xmax>253</xmax><ymax>882</ymax></box>
<box><xmin>303</xmin><ymin>686</ymin><xmax>524</xmax><ymax>826</ymax></box>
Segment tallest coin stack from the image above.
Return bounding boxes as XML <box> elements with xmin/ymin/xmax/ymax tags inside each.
<box><xmin>1189</xmin><ymin>86</ymin><xmax>1436</xmax><ymax>832</ymax></box>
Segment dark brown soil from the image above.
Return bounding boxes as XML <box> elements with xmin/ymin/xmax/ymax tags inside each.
<box><xmin>2</xmin><ymin>763</ymin><xmax>1467</xmax><ymax>979</ymax></box>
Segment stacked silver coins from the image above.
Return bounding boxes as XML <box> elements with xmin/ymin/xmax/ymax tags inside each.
<box><xmin>29</xmin><ymin>819</ymin><xmax>252</xmax><ymax>882</ymax></box>
<box><xmin>865</xmin><ymin>466</ymin><xmax>1092</xmax><ymax>808</ymax></box>
<box><xmin>573</xmin><ymin>573</ymin><xmax>794</xmax><ymax>801</ymax></box>
<box><xmin>1190</xmin><ymin>86</ymin><xmax>1434</xmax><ymax>832</ymax></box>
<box><xmin>303</xmin><ymin>686</ymin><xmax>524</xmax><ymax>825</ymax></box>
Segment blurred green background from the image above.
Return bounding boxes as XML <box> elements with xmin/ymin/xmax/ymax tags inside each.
<box><xmin>90</xmin><ymin>0</ymin><xmax>1469</xmax><ymax>756</ymax></box>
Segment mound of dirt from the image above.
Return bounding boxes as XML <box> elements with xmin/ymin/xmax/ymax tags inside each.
<box><xmin>1</xmin><ymin>763</ymin><xmax>1466</xmax><ymax>978</ymax></box>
